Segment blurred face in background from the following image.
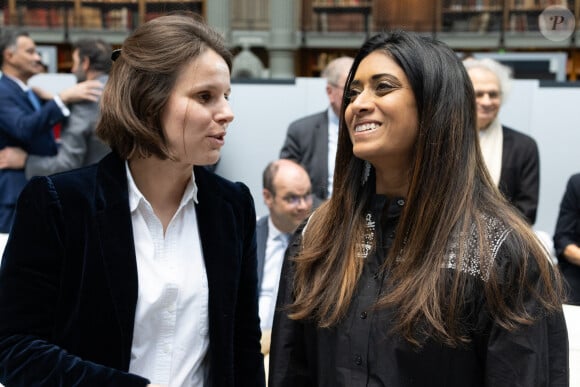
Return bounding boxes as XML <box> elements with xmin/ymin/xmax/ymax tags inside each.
<box><xmin>327</xmin><ymin>70</ymin><xmax>349</xmax><ymax>116</ymax></box>
<box><xmin>3</xmin><ymin>35</ymin><xmax>43</xmax><ymax>82</ymax></box>
<box><xmin>263</xmin><ymin>161</ymin><xmax>313</xmax><ymax>234</ymax></box>
<box><xmin>467</xmin><ymin>67</ymin><xmax>502</xmax><ymax>130</ymax></box>
<box><xmin>71</xmin><ymin>49</ymin><xmax>87</xmax><ymax>82</ymax></box>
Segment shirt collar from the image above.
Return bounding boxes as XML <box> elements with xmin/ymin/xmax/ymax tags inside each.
<box><xmin>327</xmin><ymin>106</ymin><xmax>340</xmax><ymax>126</ymax></box>
<box><xmin>126</xmin><ymin>161</ymin><xmax>199</xmax><ymax>213</ymax></box>
<box><xmin>267</xmin><ymin>216</ymin><xmax>287</xmax><ymax>242</ymax></box>
<box><xmin>5</xmin><ymin>74</ymin><xmax>29</xmax><ymax>91</ymax></box>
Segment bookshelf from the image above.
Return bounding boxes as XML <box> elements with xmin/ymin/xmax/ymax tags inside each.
<box><xmin>441</xmin><ymin>0</ymin><xmax>574</xmax><ymax>33</ymax></box>
<box><xmin>311</xmin><ymin>1</ymin><xmax>373</xmax><ymax>37</ymax></box>
<box><xmin>441</xmin><ymin>0</ymin><xmax>504</xmax><ymax>32</ymax></box>
<box><xmin>2</xmin><ymin>1</ymin><xmax>204</xmax><ymax>72</ymax></box>
<box><xmin>4</xmin><ymin>0</ymin><xmax>205</xmax><ymax>31</ymax></box>
<box><xmin>297</xmin><ymin>47</ymin><xmax>359</xmax><ymax>77</ymax></box>
<box><xmin>507</xmin><ymin>0</ymin><xmax>572</xmax><ymax>32</ymax></box>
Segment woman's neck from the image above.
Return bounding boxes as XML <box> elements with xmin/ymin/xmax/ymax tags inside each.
<box><xmin>373</xmin><ymin>162</ymin><xmax>410</xmax><ymax>198</ymax></box>
<box><xmin>128</xmin><ymin>157</ymin><xmax>192</xmax><ymax>231</ymax></box>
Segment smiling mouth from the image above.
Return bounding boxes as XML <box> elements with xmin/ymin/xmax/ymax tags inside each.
<box><xmin>355</xmin><ymin>123</ymin><xmax>380</xmax><ymax>133</ymax></box>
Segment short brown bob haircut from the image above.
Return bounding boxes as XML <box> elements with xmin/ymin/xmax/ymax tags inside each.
<box><xmin>96</xmin><ymin>13</ymin><xmax>233</xmax><ymax>160</ymax></box>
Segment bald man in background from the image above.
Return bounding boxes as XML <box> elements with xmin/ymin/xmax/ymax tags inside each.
<box><xmin>256</xmin><ymin>159</ymin><xmax>312</xmax><ymax>364</ymax></box>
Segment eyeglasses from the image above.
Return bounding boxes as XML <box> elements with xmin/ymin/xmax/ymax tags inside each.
<box><xmin>475</xmin><ymin>90</ymin><xmax>500</xmax><ymax>99</ymax></box>
<box><xmin>328</xmin><ymin>82</ymin><xmax>344</xmax><ymax>91</ymax></box>
<box><xmin>281</xmin><ymin>193</ymin><xmax>313</xmax><ymax>206</ymax></box>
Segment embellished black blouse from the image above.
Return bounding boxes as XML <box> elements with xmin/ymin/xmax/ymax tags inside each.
<box><xmin>269</xmin><ymin>196</ymin><xmax>568</xmax><ymax>387</ymax></box>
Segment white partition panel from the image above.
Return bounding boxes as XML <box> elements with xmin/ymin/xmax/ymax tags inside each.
<box><xmin>220</xmin><ymin>78</ymin><xmax>580</xmax><ymax>236</ymax></box>
<box><xmin>218</xmin><ymin>78</ymin><xmax>327</xmax><ymax>218</ymax></box>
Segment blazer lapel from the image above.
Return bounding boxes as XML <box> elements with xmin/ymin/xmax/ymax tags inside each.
<box><xmin>1</xmin><ymin>76</ymin><xmax>34</xmax><ymax>112</ymax></box>
<box><xmin>193</xmin><ymin>167</ymin><xmax>231</xmax><ymax>296</ymax></box>
<box><xmin>94</xmin><ymin>153</ymin><xmax>139</xmax><ymax>365</ymax></box>
<box><xmin>256</xmin><ymin>216</ymin><xmax>269</xmax><ymax>288</ymax></box>
<box><xmin>320</xmin><ymin>113</ymin><xmax>329</xmax><ymax>183</ymax></box>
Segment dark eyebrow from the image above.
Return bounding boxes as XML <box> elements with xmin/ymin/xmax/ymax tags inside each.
<box><xmin>372</xmin><ymin>73</ymin><xmax>403</xmax><ymax>86</ymax></box>
<box><xmin>350</xmin><ymin>73</ymin><xmax>403</xmax><ymax>88</ymax></box>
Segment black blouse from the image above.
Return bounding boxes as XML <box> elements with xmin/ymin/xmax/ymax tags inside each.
<box><xmin>269</xmin><ymin>196</ymin><xmax>569</xmax><ymax>387</ymax></box>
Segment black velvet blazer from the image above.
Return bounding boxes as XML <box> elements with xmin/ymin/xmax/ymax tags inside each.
<box><xmin>0</xmin><ymin>152</ymin><xmax>265</xmax><ymax>386</ymax></box>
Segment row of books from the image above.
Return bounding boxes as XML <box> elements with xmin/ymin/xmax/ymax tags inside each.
<box><xmin>444</xmin><ymin>0</ymin><xmax>502</xmax><ymax>9</ymax></box>
<box><xmin>12</xmin><ymin>0</ymin><xmax>202</xmax><ymax>3</ymax></box>
<box><xmin>313</xmin><ymin>0</ymin><xmax>365</xmax><ymax>5</ymax></box>
<box><xmin>445</xmin><ymin>0</ymin><xmax>568</xmax><ymax>9</ymax></box>
<box><xmin>512</xmin><ymin>0</ymin><xmax>569</xmax><ymax>8</ymax></box>
<box><xmin>443</xmin><ymin>9</ymin><xmax>565</xmax><ymax>32</ymax></box>
<box><xmin>8</xmin><ymin>6</ymin><xmax>134</xmax><ymax>30</ymax></box>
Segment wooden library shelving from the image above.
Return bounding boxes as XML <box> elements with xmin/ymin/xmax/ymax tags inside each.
<box><xmin>297</xmin><ymin>47</ymin><xmax>359</xmax><ymax>77</ymax></box>
<box><xmin>3</xmin><ymin>0</ymin><xmax>205</xmax><ymax>31</ymax></box>
<box><xmin>441</xmin><ymin>0</ymin><xmax>575</xmax><ymax>32</ymax></box>
<box><xmin>3</xmin><ymin>0</ymin><xmax>580</xmax><ymax>78</ymax></box>
<box><xmin>311</xmin><ymin>1</ymin><xmax>373</xmax><ymax>37</ymax></box>
<box><xmin>1</xmin><ymin>1</ymin><xmax>205</xmax><ymax>72</ymax></box>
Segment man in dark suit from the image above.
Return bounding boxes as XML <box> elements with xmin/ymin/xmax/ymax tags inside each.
<box><xmin>0</xmin><ymin>30</ymin><xmax>103</xmax><ymax>232</ymax></box>
<box><xmin>256</xmin><ymin>159</ymin><xmax>312</xmax><ymax>358</ymax></box>
<box><xmin>464</xmin><ymin>57</ymin><xmax>539</xmax><ymax>224</ymax></box>
<box><xmin>554</xmin><ymin>172</ymin><xmax>580</xmax><ymax>305</ymax></box>
<box><xmin>279</xmin><ymin>56</ymin><xmax>353</xmax><ymax>207</ymax></box>
<box><xmin>0</xmin><ymin>38</ymin><xmax>112</xmax><ymax>178</ymax></box>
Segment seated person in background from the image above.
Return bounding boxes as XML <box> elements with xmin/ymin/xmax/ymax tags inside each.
<box><xmin>464</xmin><ymin>57</ymin><xmax>540</xmax><ymax>225</ymax></box>
<box><xmin>0</xmin><ymin>38</ymin><xmax>112</xmax><ymax>177</ymax></box>
<box><xmin>554</xmin><ymin>172</ymin><xmax>580</xmax><ymax>305</ymax></box>
<box><xmin>257</xmin><ymin>159</ymin><xmax>312</xmax><ymax>356</ymax></box>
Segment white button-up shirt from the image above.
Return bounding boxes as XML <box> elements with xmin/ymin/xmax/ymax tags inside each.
<box><xmin>327</xmin><ymin>107</ymin><xmax>339</xmax><ymax>197</ymax></box>
<box><xmin>126</xmin><ymin>163</ymin><xmax>209</xmax><ymax>386</ymax></box>
<box><xmin>258</xmin><ymin>218</ymin><xmax>289</xmax><ymax>331</ymax></box>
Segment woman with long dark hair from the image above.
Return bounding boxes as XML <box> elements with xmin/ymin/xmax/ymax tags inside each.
<box><xmin>269</xmin><ymin>31</ymin><xmax>568</xmax><ymax>386</ymax></box>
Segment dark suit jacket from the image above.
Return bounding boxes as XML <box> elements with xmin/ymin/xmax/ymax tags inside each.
<box><xmin>0</xmin><ymin>152</ymin><xmax>265</xmax><ymax>386</ymax></box>
<box><xmin>0</xmin><ymin>75</ymin><xmax>63</xmax><ymax>232</ymax></box>
<box><xmin>498</xmin><ymin>126</ymin><xmax>540</xmax><ymax>225</ymax></box>
<box><xmin>256</xmin><ymin>215</ymin><xmax>268</xmax><ymax>290</ymax></box>
<box><xmin>280</xmin><ymin>110</ymin><xmax>329</xmax><ymax>207</ymax></box>
<box><xmin>553</xmin><ymin>172</ymin><xmax>580</xmax><ymax>305</ymax></box>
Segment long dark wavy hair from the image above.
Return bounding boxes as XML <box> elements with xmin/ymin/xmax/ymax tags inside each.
<box><xmin>287</xmin><ymin>31</ymin><xmax>564</xmax><ymax>346</ymax></box>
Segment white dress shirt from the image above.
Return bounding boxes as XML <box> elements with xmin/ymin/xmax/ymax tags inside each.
<box><xmin>126</xmin><ymin>163</ymin><xmax>210</xmax><ymax>387</ymax></box>
<box><xmin>327</xmin><ymin>107</ymin><xmax>339</xmax><ymax>197</ymax></box>
<box><xmin>478</xmin><ymin>116</ymin><xmax>503</xmax><ymax>187</ymax></box>
<box><xmin>258</xmin><ymin>218</ymin><xmax>289</xmax><ymax>331</ymax></box>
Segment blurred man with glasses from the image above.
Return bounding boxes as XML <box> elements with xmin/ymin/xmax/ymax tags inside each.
<box><xmin>256</xmin><ymin>159</ymin><xmax>312</xmax><ymax>373</ymax></box>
